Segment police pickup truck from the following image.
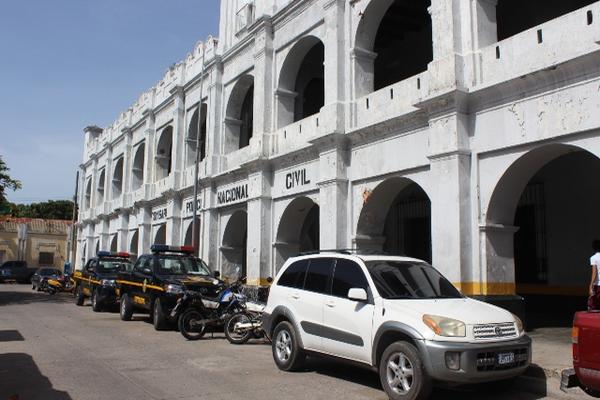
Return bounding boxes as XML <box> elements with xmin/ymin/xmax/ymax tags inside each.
<box><xmin>73</xmin><ymin>251</ymin><xmax>133</xmax><ymax>311</ymax></box>
<box><xmin>117</xmin><ymin>245</ymin><xmax>222</xmax><ymax>330</ymax></box>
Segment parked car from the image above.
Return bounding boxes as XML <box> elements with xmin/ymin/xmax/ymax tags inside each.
<box><xmin>561</xmin><ymin>311</ymin><xmax>600</xmax><ymax>397</ymax></box>
<box><xmin>72</xmin><ymin>251</ymin><xmax>133</xmax><ymax>311</ymax></box>
<box><xmin>263</xmin><ymin>251</ymin><xmax>531</xmax><ymax>400</ymax></box>
<box><xmin>31</xmin><ymin>267</ymin><xmax>63</xmax><ymax>291</ymax></box>
<box><xmin>117</xmin><ymin>245</ymin><xmax>223</xmax><ymax>330</ymax></box>
<box><xmin>0</xmin><ymin>261</ymin><xmax>37</xmax><ymax>283</ymax></box>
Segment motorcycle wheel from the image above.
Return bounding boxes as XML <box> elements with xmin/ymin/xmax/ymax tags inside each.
<box><xmin>178</xmin><ymin>309</ymin><xmax>206</xmax><ymax>341</ymax></box>
<box><xmin>225</xmin><ymin>312</ymin><xmax>253</xmax><ymax>345</ymax></box>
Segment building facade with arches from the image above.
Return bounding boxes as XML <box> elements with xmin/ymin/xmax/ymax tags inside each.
<box><xmin>77</xmin><ymin>0</ymin><xmax>600</xmax><ymax>319</ymax></box>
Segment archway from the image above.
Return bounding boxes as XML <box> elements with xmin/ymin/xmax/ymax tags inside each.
<box><xmin>275</xmin><ymin>197</ymin><xmax>320</xmax><ymax>270</ymax></box>
<box><xmin>496</xmin><ymin>0</ymin><xmax>595</xmax><ymax>41</ymax></box>
<box><xmin>356</xmin><ymin>177</ymin><xmax>431</xmax><ymax>262</ymax></box>
<box><xmin>277</xmin><ymin>36</ymin><xmax>325</xmax><ymax>128</ymax></box>
<box><xmin>94</xmin><ymin>239</ymin><xmax>100</xmax><ymax>256</ymax></box>
<box><xmin>354</xmin><ymin>0</ymin><xmax>432</xmax><ymax>97</ymax></box>
<box><xmin>132</xmin><ymin>143</ymin><xmax>145</xmax><ymax>191</ymax></box>
<box><xmin>112</xmin><ymin>158</ymin><xmax>124</xmax><ymax>199</ymax></box>
<box><xmin>221</xmin><ymin>210</ymin><xmax>248</xmax><ymax>278</ymax></box>
<box><xmin>97</xmin><ymin>169</ymin><xmax>105</xmax><ymax>203</ymax></box>
<box><xmin>84</xmin><ymin>179</ymin><xmax>92</xmax><ymax>209</ymax></box>
<box><xmin>129</xmin><ymin>229</ymin><xmax>139</xmax><ymax>258</ymax></box>
<box><xmin>154</xmin><ymin>224</ymin><xmax>166</xmax><ymax>246</ymax></box>
<box><xmin>486</xmin><ymin>144</ymin><xmax>600</xmax><ymax>327</ymax></box>
<box><xmin>155</xmin><ymin>126</ymin><xmax>173</xmax><ymax>180</ymax></box>
<box><xmin>110</xmin><ymin>234</ymin><xmax>118</xmax><ymax>252</ymax></box>
<box><xmin>224</xmin><ymin>75</ymin><xmax>254</xmax><ymax>153</ymax></box>
<box><xmin>186</xmin><ymin>104</ymin><xmax>208</xmax><ymax>167</ymax></box>
<box><xmin>183</xmin><ymin>218</ymin><xmax>200</xmax><ymax>255</ymax></box>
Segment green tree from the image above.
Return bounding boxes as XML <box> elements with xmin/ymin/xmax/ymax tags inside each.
<box><xmin>10</xmin><ymin>200</ymin><xmax>74</xmax><ymax>220</ymax></box>
<box><xmin>0</xmin><ymin>156</ymin><xmax>21</xmax><ymax>212</ymax></box>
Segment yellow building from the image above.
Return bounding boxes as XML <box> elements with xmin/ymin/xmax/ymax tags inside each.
<box><xmin>0</xmin><ymin>217</ymin><xmax>72</xmax><ymax>271</ymax></box>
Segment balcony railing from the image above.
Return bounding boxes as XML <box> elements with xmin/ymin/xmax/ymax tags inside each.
<box><xmin>272</xmin><ymin>113</ymin><xmax>321</xmax><ymax>156</ymax></box>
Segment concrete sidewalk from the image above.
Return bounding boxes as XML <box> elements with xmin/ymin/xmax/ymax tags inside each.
<box><xmin>518</xmin><ymin>328</ymin><xmax>586</xmax><ymax>399</ymax></box>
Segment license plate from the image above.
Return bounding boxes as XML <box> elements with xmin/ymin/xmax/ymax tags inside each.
<box><xmin>497</xmin><ymin>352</ymin><xmax>515</xmax><ymax>365</ymax></box>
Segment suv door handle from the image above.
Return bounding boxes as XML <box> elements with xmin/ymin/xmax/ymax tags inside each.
<box><xmin>326</xmin><ymin>301</ymin><xmax>336</xmax><ymax>308</ymax></box>
<box><xmin>291</xmin><ymin>293</ymin><xmax>300</xmax><ymax>300</ymax></box>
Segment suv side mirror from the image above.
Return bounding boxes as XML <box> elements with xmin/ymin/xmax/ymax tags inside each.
<box><xmin>348</xmin><ymin>288</ymin><xmax>368</xmax><ymax>302</ymax></box>
<box><xmin>213</xmin><ymin>270</ymin><xmax>220</xmax><ymax>279</ymax></box>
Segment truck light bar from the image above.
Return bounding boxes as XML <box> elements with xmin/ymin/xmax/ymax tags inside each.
<box><xmin>97</xmin><ymin>251</ymin><xmax>131</xmax><ymax>258</ymax></box>
<box><xmin>150</xmin><ymin>244</ymin><xmax>194</xmax><ymax>254</ymax></box>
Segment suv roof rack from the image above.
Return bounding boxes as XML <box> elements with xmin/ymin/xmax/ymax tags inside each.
<box><xmin>297</xmin><ymin>249</ymin><xmax>390</xmax><ymax>256</ymax></box>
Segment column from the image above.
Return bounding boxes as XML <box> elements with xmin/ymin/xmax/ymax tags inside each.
<box><xmin>245</xmin><ymin>163</ymin><xmax>272</xmax><ymax>284</ymax></box>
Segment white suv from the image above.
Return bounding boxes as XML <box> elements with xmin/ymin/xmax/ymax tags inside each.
<box><xmin>263</xmin><ymin>252</ymin><xmax>531</xmax><ymax>400</ymax></box>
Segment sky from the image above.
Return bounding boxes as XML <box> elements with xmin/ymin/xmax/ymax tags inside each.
<box><xmin>0</xmin><ymin>0</ymin><xmax>220</xmax><ymax>204</ymax></box>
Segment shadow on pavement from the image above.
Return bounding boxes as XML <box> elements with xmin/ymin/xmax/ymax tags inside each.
<box><xmin>0</xmin><ymin>353</ymin><xmax>72</xmax><ymax>400</ymax></box>
<box><xmin>0</xmin><ymin>289</ymin><xmax>74</xmax><ymax>306</ymax></box>
<box><xmin>0</xmin><ymin>330</ymin><xmax>25</xmax><ymax>342</ymax></box>
<box><xmin>303</xmin><ymin>357</ymin><xmax>548</xmax><ymax>399</ymax></box>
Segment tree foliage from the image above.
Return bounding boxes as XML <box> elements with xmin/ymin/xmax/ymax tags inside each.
<box><xmin>9</xmin><ymin>200</ymin><xmax>74</xmax><ymax>220</ymax></box>
<box><xmin>0</xmin><ymin>156</ymin><xmax>22</xmax><ymax>204</ymax></box>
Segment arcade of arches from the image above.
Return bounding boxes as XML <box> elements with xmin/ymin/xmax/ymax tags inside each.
<box><xmin>221</xmin><ymin>210</ymin><xmax>248</xmax><ymax>278</ymax></box>
<box><xmin>275</xmin><ymin>197</ymin><xmax>320</xmax><ymax>270</ymax></box>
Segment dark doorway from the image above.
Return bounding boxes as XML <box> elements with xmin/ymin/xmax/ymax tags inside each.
<box><xmin>294</xmin><ymin>42</ymin><xmax>325</xmax><ymax>122</ymax></box>
<box><xmin>239</xmin><ymin>86</ymin><xmax>254</xmax><ymax>149</ymax></box>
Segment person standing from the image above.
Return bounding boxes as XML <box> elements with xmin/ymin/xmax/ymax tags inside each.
<box><xmin>589</xmin><ymin>240</ymin><xmax>600</xmax><ymax>311</ymax></box>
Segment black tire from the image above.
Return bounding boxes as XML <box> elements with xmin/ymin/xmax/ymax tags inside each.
<box><xmin>75</xmin><ymin>285</ymin><xmax>84</xmax><ymax>306</ymax></box>
<box><xmin>32</xmin><ymin>283</ymin><xmax>35</xmax><ymax>290</ymax></box>
<box><xmin>225</xmin><ymin>312</ymin><xmax>253</xmax><ymax>344</ymax></box>
<box><xmin>272</xmin><ymin>321</ymin><xmax>305</xmax><ymax>371</ymax></box>
<box><xmin>152</xmin><ymin>298</ymin><xmax>168</xmax><ymax>331</ymax></box>
<box><xmin>120</xmin><ymin>293</ymin><xmax>133</xmax><ymax>321</ymax></box>
<box><xmin>178</xmin><ymin>309</ymin><xmax>207</xmax><ymax>340</ymax></box>
<box><xmin>91</xmin><ymin>288</ymin><xmax>102</xmax><ymax>312</ymax></box>
<box><xmin>582</xmin><ymin>386</ymin><xmax>600</xmax><ymax>398</ymax></box>
<box><xmin>379</xmin><ymin>341</ymin><xmax>431</xmax><ymax>400</ymax></box>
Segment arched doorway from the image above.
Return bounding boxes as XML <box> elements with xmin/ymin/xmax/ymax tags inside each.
<box><xmin>129</xmin><ymin>230</ymin><xmax>139</xmax><ymax>258</ymax></box>
<box><xmin>84</xmin><ymin>179</ymin><xmax>92</xmax><ymax>209</ymax></box>
<box><xmin>486</xmin><ymin>144</ymin><xmax>600</xmax><ymax>327</ymax></box>
<box><xmin>354</xmin><ymin>0</ymin><xmax>432</xmax><ymax>97</ymax></box>
<box><xmin>276</xmin><ymin>36</ymin><xmax>325</xmax><ymax>128</ymax></box>
<box><xmin>110</xmin><ymin>234</ymin><xmax>118</xmax><ymax>252</ymax></box>
<box><xmin>154</xmin><ymin>224</ymin><xmax>166</xmax><ymax>246</ymax></box>
<box><xmin>356</xmin><ymin>178</ymin><xmax>431</xmax><ymax>262</ymax></box>
<box><xmin>275</xmin><ymin>197</ymin><xmax>320</xmax><ymax>270</ymax></box>
<box><xmin>155</xmin><ymin>126</ymin><xmax>173</xmax><ymax>180</ymax></box>
<box><xmin>94</xmin><ymin>239</ymin><xmax>100</xmax><ymax>256</ymax></box>
<box><xmin>132</xmin><ymin>143</ymin><xmax>145</xmax><ymax>191</ymax></box>
<box><xmin>112</xmin><ymin>158</ymin><xmax>124</xmax><ymax>199</ymax></box>
<box><xmin>97</xmin><ymin>169</ymin><xmax>105</xmax><ymax>203</ymax></box>
<box><xmin>186</xmin><ymin>104</ymin><xmax>208</xmax><ymax>167</ymax></box>
<box><xmin>224</xmin><ymin>75</ymin><xmax>254</xmax><ymax>153</ymax></box>
<box><xmin>183</xmin><ymin>218</ymin><xmax>200</xmax><ymax>255</ymax></box>
<box><xmin>221</xmin><ymin>210</ymin><xmax>247</xmax><ymax>279</ymax></box>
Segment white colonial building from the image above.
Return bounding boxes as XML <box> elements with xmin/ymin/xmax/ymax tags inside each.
<box><xmin>77</xmin><ymin>0</ymin><xmax>600</xmax><ymax>318</ymax></box>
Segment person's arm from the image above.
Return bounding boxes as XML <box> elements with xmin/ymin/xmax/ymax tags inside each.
<box><xmin>591</xmin><ymin>264</ymin><xmax>598</xmax><ymax>295</ymax></box>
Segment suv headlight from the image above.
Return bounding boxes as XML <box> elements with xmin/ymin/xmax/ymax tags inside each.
<box><xmin>513</xmin><ymin>314</ymin><xmax>524</xmax><ymax>335</ymax></box>
<box><xmin>165</xmin><ymin>284</ymin><xmax>184</xmax><ymax>294</ymax></box>
<box><xmin>101</xmin><ymin>279</ymin><xmax>116</xmax><ymax>287</ymax></box>
<box><xmin>423</xmin><ymin>314</ymin><xmax>466</xmax><ymax>337</ymax></box>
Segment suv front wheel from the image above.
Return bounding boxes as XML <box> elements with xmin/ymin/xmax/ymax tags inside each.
<box><xmin>272</xmin><ymin>321</ymin><xmax>305</xmax><ymax>372</ymax></box>
<box><xmin>120</xmin><ymin>294</ymin><xmax>133</xmax><ymax>321</ymax></box>
<box><xmin>379</xmin><ymin>341</ymin><xmax>431</xmax><ymax>400</ymax></box>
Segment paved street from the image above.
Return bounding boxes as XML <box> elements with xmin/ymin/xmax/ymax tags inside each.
<box><xmin>0</xmin><ymin>284</ymin><xmax>582</xmax><ymax>400</ymax></box>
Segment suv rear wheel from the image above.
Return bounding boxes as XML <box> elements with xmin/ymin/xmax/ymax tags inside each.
<box><xmin>379</xmin><ymin>341</ymin><xmax>431</xmax><ymax>400</ymax></box>
<box><xmin>120</xmin><ymin>294</ymin><xmax>133</xmax><ymax>321</ymax></box>
<box><xmin>272</xmin><ymin>321</ymin><xmax>305</xmax><ymax>371</ymax></box>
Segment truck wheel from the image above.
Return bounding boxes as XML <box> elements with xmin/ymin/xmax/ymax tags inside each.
<box><xmin>120</xmin><ymin>294</ymin><xmax>133</xmax><ymax>321</ymax></box>
<box><xmin>272</xmin><ymin>321</ymin><xmax>305</xmax><ymax>371</ymax></box>
<box><xmin>152</xmin><ymin>298</ymin><xmax>168</xmax><ymax>331</ymax></box>
<box><xmin>379</xmin><ymin>341</ymin><xmax>431</xmax><ymax>400</ymax></box>
<box><xmin>91</xmin><ymin>288</ymin><xmax>102</xmax><ymax>312</ymax></box>
<box><xmin>582</xmin><ymin>386</ymin><xmax>600</xmax><ymax>398</ymax></box>
<box><xmin>75</xmin><ymin>285</ymin><xmax>84</xmax><ymax>306</ymax></box>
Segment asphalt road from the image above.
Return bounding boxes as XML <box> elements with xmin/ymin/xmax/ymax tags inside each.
<box><xmin>0</xmin><ymin>284</ymin><xmax>578</xmax><ymax>400</ymax></box>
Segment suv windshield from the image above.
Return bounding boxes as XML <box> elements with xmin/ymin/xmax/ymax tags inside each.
<box><xmin>156</xmin><ymin>255</ymin><xmax>208</xmax><ymax>276</ymax></box>
<box><xmin>365</xmin><ymin>261</ymin><xmax>462</xmax><ymax>300</ymax></box>
<box><xmin>39</xmin><ymin>268</ymin><xmax>61</xmax><ymax>276</ymax></box>
<box><xmin>98</xmin><ymin>260</ymin><xmax>131</xmax><ymax>273</ymax></box>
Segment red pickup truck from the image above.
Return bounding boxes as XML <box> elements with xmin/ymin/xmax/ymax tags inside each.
<box><xmin>562</xmin><ymin>311</ymin><xmax>600</xmax><ymax>397</ymax></box>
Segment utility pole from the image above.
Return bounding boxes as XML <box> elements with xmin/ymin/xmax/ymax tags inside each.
<box><xmin>191</xmin><ymin>42</ymin><xmax>207</xmax><ymax>257</ymax></box>
<box><xmin>67</xmin><ymin>170</ymin><xmax>79</xmax><ymax>272</ymax></box>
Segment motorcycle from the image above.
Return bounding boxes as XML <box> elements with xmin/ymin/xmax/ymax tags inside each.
<box><xmin>172</xmin><ymin>275</ymin><xmax>247</xmax><ymax>340</ymax></box>
<box><xmin>224</xmin><ymin>277</ymin><xmax>273</xmax><ymax>345</ymax></box>
<box><xmin>42</xmin><ymin>274</ymin><xmax>75</xmax><ymax>295</ymax></box>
